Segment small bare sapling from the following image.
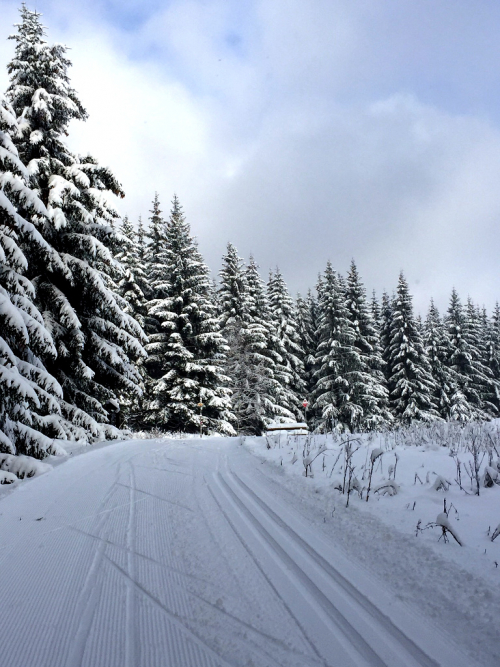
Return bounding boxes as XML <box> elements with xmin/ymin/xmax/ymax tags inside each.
<box><xmin>366</xmin><ymin>447</ymin><xmax>383</xmax><ymax>502</ymax></box>
<box><xmin>390</xmin><ymin>452</ymin><xmax>399</xmax><ymax>480</ymax></box>
<box><xmin>466</xmin><ymin>432</ymin><xmax>485</xmax><ymax>496</ymax></box>
<box><xmin>303</xmin><ymin>442</ymin><xmax>327</xmax><ymax>477</ymax></box>
<box><xmin>416</xmin><ymin>499</ymin><xmax>463</xmax><ymax>546</ymax></box>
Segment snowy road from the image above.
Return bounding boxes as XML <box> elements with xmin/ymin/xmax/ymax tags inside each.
<box><xmin>0</xmin><ymin>438</ymin><xmax>473</xmax><ymax>666</ymax></box>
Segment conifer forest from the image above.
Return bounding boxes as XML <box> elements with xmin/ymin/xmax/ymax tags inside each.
<box><xmin>2</xmin><ymin>6</ymin><xmax>500</xmax><ymax>467</ymax></box>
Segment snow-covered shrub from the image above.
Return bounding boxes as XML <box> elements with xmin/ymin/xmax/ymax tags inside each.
<box><xmin>482</xmin><ymin>466</ymin><xmax>499</xmax><ymax>488</ymax></box>
<box><xmin>303</xmin><ymin>441</ymin><xmax>327</xmax><ymax>477</ymax></box>
<box><xmin>0</xmin><ymin>453</ymin><xmax>51</xmax><ymax>479</ymax></box>
<box><xmin>373</xmin><ymin>480</ymin><xmax>399</xmax><ymax>496</ymax></box>
<box><xmin>432</xmin><ymin>475</ymin><xmax>451</xmax><ymax>492</ymax></box>
<box><xmin>0</xmin><ymin>470</ymin><xmax>17</xmax><ymax>484</ymax></box>
<box><xmin>435</xmin><ymin>512</ymin><xmax>463</xmax><ymax>546</ymax></box>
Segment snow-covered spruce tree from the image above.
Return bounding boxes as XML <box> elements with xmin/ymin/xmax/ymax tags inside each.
<box><xmin>478</xmin><ymin>304</ymin><xmax>500</xmax><ymax>414</ymax></box>
<box><xmin>142</xmin><ymin>194</ymin><xmax>168</xmax><ymax>341</ymax></box>
<box><xmin>218</xmin><ymin>243</ymin><xmax>251</xmax><ymax>430</ymax></box>
<box><xmin>486</xmin><ymin>303</ymin><xmax>500</xmax><ymax>393</ymax></box>
<box><xmin>312</xmin><ymin>262</ymin><xmax>359</xmax><ymax>432</ymax></box>
<box><xmin>380</xmin><ymin>291</ymin><xmax>393</xmax><ymax>383</ymax></box>
<box><xmin>344</xmin><ymin>260</ymin><xmax>391</xmax><ymax>429</ymax></box>
<box><xmin>138</xmin><ymin>195</ymin><xmax>170</xmax><ymax>426</ymax></box>
<box><xmin>371</xmin><ymin>290</ymin><xmax>381</xmax><ymax>331</ymax></box>
<box><xmin>144</xmin><ymin>193</ymin><xmax>164</xmax><ymax>283</ymax></box>
<box><xmin>0</xmin><ymin>93</ymin><xmax>66</xmax><ymax>458</ymax></box>
<box><xmin>423</xmin><ymin>300</ymin><xmax>457</xmax><ymax>419</ymax></box>
<box><xmin>464</xmin><ymin>297</ymin><xmax>498</xmax><ymax>417</ymax></box>
<box><xmin>113</xmin><ymin>215</ymin><xmax>149</xmax><ymax>426</ymax></box>
<box><xmin>115</xmin><ymin>216</ymin><xmax>148</xmax><ymax>329</ymax></box>
<box><xmin>136</xmin><ymin>215</ymin><xmax>146</xmax><ymax>271</ymax></box>
<box><xmin>219</xmin><ymin>253</ymin><xmax>285</xmax><ymax>434</ymax></box>
<box><xmin>305</xmin><ymin>274</ymin><xmax>325</xmax><ymax>429</ymax></box>
<box><xmin>7</xmin><ymin>6</ymin><xmax>146</xmax><ymax>440</ymax></box>
<box><xmin>267</xmin><ymin>268</ymin><xmax>306</xmax><ymax>421</ymax></box>
<box><xmin>387</xmin><ymin>273</ymin><xmax>439</xmax><ymax>424</ymax></box>
<box><xmin>442</xmin><ymin>290</ymin><xmax>482</xmax><ymax>422</ymax></box>
<box><xmin>245</xmin><ymin>257</ymin><xmax>289</xmax><ymax>427</ymax></box>
<box><xmin>218</xmin><ymin>242</ymin><xmax>248</xmax><ymax>330</ymax></box>
<box><xmin>296</xmin><ymin>290</ymin><xmax>319</xmax><ymax>402</ymax></box>
<box><xmin>144</xmin><ymin>196</ymin><xmax>234</xmax><ymax>434</ymax></box>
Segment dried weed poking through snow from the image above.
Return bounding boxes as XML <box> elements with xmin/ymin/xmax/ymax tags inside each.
<box><xmin>245</xmin><ymin>420</ymin><xmax>500</xmax><ymax>576</ymax></box>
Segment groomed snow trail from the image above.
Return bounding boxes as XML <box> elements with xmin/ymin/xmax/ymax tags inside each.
<box><xmin>0</xmin><ymin>439</ymin><xmax>474</xmax><ymax>666</ymax></box>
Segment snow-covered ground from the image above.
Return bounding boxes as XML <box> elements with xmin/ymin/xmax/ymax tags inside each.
<box><xmin>245</xmin><ymin>428</ymin><xmax>500</xmax><ymax>665</ymax></box>
<box><xmin>0</xmin><ymin>434</ymin><xmax>498</xmax><ymax>666</ymax></box>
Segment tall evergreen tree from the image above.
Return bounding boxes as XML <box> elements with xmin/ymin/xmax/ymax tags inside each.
<box><xmin>371</xmin><ymin>290</ymin><xmax>381</xmax><ymax>330</ymax></box>
<box><xmin>218</xmin><ymin>242</ymin><xmax>248</xmax><ymax>330</ymax></box>
<box><xmin>219</xmin><ymin>254</ymin><xmax>285</xmax><ymax>433</ymax></box>
<box><xmin>423</xmin><ymin>300</ymin><xmax>456</xmax><ymax>419</ymax></box>
<box><xmin>218</xmin><ymin>243</ymin><xmax>252</xmax><ymax>430</ymax></box>
<box><xmin>296</xmin><ymin>290</ymin><xmax>319</xmax><ymax>402</ymax></box>
<box><xmin>444</xmin><ymin>290</ymin><xmax>493</xmax><ymax>421</ymax></box>
<box><xmin>267</xmin><ymin>268</ymin><xmax>306</xmax><ymax>421</ymax></box>
<box><xmin>387</xmin><ymin>273</ymin><xmax>439</xmax><ymax>423</ymax></box>
<box><xmin>344</xmin><ymin>261</ymin><xmax>391</xmax><ymax>429</ymax></box>
<box><xmin>0</xmin><ymin>92</ymin><xmax>66</xmax><ymax>457</ymax></box>
<box><xmin>136</xmin><ymin>216</ymin><xmax>146</xmax><ymax>266</ymax></box>
<box><xmin>380</xmin><ymin>291</ymin><xmax>393</xmax><ymax>384</ymax></box>
<box><xmin>144</xmin><ymin>197</ymin><xmax>234</xmax><ymax>434</ymax></box>
<box><xmin>115</xmin><ymin>216</ymin><xmax>148</xmax><ymax>328</ymax></box>
<box><xmin>142</xmin><ymin>194</ymin><xmax>168</xmax><ymax>348</ymax></box>
<box><xmin>113</xmin><ymin>215</ymin><xmax>149</xmax><ymax>427</ymax></box>
<box><xmin>244</xmin><ymin>256</ymin><xmax>288</xmax><ymax>429</ymax></box>
<box><xmin>145</xmin><ymin>193</ymin><xmax>164</xmax><ymax>278</ymax></box>
<box><xmin>464</xmin><ymin>297</ymin><xmax>498</xmax><ymax>417</ymax></box>
<box><xmin>313</xmin><ymin>262</ymin><xmax>359</xmax><ymax>432</ymax></box>
<box><xmin>139</xmin><ymin>194</ymin><xmax>169</xmax><ymax>423</ymax></box>
<box><xmin>6</xmin><ymin>6</ymin><xmax>146</xmax><ymax>440</ymax></box>
<box><xmin>486</xmin><ymin>303</ymin><xmax>500</xmax><ymax>388</ymax></box>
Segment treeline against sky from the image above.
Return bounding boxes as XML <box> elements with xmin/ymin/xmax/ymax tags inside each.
<box><xmin>1</xmin><ymin>7</ymin><xmax>500</xmax><ymax>465</ymax></box>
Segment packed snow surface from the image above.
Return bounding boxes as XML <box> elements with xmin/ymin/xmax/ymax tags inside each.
<box><xmin>0</xmin><ymin>436</ymin><xmax>497</xmax><ymax>666</ymax></box>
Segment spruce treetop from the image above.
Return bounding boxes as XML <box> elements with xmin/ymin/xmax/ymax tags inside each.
<box><xmin>387</xmin><ymin>273</ymin><xmax>439</xmax><ymax>423</ymax></box>
<box><xmin>7</xmin><ymin>5</ymin><xmax>87</xmax><ymax>167</ymax></box>
<box><xmin>218</xmin><ymin>242</ymin><xmax>248</xmax><ymax>328</ymax></box>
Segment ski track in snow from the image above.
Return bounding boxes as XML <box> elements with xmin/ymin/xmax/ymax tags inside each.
<box><xmin>0</xmin><ymin>438</ymin><xmax>487</xmax><ymax>666</ymax></box>
<box><xmin>211</xmin><ymin>472</ymin><xmax>414</xmax><ymax>667</ymax></box>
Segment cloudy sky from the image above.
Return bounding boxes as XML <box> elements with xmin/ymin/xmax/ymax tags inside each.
<box><xmin>1</xmin><ymin>0</ymin><xmax>500</xmax><ymax>313</ymax></box>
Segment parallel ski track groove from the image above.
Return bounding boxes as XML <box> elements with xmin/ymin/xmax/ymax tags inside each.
<box><xmin>231</xmin><ymin>470</ymin><xmax>439</xmax><ymax>667</ymax></box>
<box><xmin>214</xmin><ymin>471</ymin><xmax>389</xmax><ymax>666</ymax></box>
<box><xmin>197</xmin><ymin>452</ymin><xmax>327</xmax><ymax>667</ymax></box>
<box><xmin>207</xmin><ymin>477</ymin><xmax>329</xmax><ymax>667</ymax></box>
<box><xmin>65</xmin><ymin>461</ymin><xmax>124</xmax><ymax>666</ymax></box>
<box><xmin>125</xmin><ymin>461</ymin><xmax>138</xmax><ymax>667</ymax></box>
